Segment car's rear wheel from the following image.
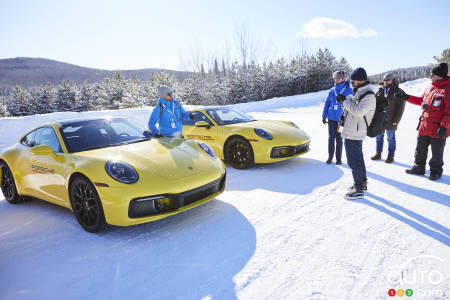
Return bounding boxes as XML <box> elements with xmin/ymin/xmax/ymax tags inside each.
<box><xmin>70</xmin><ymin>176</ymin><xmax>106</xmax><ymax>233</ymax></box>
<box><xmin>224</xmin><ymin>136</ymin><xmax>254</xmax><ymax>169</ymax></box>
<box><xmin>0</xmin><ymin>162</ymin><xmax>21</xmax><ymax>204</ymax></box>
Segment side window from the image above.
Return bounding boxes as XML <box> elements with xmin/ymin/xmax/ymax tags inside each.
<box><xmin>21</xmin><ymin>130</ymin><xmax>36</xmax><ymax>147</ymax></box>
<box><xmin>34</xmin><ymin>127</ymin><xmax>63</xmax><ymax>153</ymax></box>
<box><xmin>182</xmin><ymin>111</ymin><xmax>213</xmax><ymax>126</ymax></box>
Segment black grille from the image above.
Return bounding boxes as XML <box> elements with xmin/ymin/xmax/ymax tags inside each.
<box><xmin>270</xmin><ymin>142</ymin><xmax>310</xmax><ymax>158</ymax></box>
<box><xmin>128</xmin><ymin>172</ymin><xmax>226</xmax><ymax>218</ymax></box>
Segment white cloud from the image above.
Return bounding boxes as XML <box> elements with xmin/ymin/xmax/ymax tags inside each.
<box><xmin>297</xmin><ymin>17</ymin><xmax>377</xmax><ymax>39</ymax></box>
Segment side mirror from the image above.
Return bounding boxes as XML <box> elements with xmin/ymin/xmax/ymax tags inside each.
<box><xmin>195</xmin><ymin>121</ymin><xmax>211</xmax><ymax>129</ymax></box>
<box><xmin>30</xmin><ymin>145</ymin><xmax>55</xmax><ymax>156</ymax></box>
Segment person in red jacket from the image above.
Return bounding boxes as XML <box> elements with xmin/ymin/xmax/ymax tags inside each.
<box><xmin>405</xmin><ymin>62</ymin><xmax>450</xmax><ymax>180</ymax></box>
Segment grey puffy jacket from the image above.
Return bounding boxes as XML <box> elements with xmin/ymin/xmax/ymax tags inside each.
<box><xmin>341</xmin><ymin>84</ymin><xmax>376</xmax><ymax>140</ymax></box>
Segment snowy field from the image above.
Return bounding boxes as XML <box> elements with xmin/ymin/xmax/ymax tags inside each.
<box><xmin>0</xmin><ymin>79</ymin><xmax>449</xmax><ymax>300</ymax></box>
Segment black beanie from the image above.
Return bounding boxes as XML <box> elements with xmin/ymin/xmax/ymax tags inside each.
<box><xmin>350</xmin><ymin>67</ymin><xmax>368</xmax><ymax>81</ymax></box>
<box><xmin>432</xmin><ymin>63</ymin><xmax>449</xmax><ymax>78</ymax></box>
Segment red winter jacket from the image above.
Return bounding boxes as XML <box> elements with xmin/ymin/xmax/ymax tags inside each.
<box><xmin>407</xmin><ymin>76</ymin><xmax>450</xmax><ymax>138</ymax></box>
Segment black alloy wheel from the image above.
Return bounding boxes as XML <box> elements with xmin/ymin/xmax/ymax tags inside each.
<box><xmin>224</xmin><ymin>136</ymin><xmax>254</xmax><ymax>169</ymax></box>
<box><xmin>70</xmin><ymin>176</ymin><xmax>106</xmax><ymax>233</ymax></box>
<box><xmin>0</xmin><ymin>162</ymin><xmax>21</xmax><ymax>204</ymax></box>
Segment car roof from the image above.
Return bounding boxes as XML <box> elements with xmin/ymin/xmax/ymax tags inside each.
<box><xmin>191</xmin><ymin>107</ymin><xmax>234</xmax><ymax>111</ymax></box>
<box><xmin>55</xmin><ymin>116</ymin><xmax>127</xmax><ymax>127</ymax></box>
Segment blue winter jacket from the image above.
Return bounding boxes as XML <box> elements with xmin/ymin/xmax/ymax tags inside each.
<box><xmin>148</xmin><ymin>98</ymin><xmax>191</xmax><ymax>137</ymax></box>
<box><xmin>322</xmin><ymin>80</ymin><xmax>353</xmax><ymax>121</ymax></box>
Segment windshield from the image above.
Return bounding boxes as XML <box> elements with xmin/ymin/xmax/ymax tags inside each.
<box><xmin>206</xmin><ymin>108</ymin><xmax>255</xmax><ymax>125</ymax></box>
<box><xmin>60</xmin><ymin>118</ymin><xmax>151</xmax><ymax>153</ymax></box>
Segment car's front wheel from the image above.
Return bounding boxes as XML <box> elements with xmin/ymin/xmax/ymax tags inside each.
<box><xmin>224</xmin><ymin>136</ymin><xmax>254</xmax><ymax>169</ymax></box>
<box><xmin>0</xmin><ymin>162</ymin><xmax>21</xmax><ymax>204</ymax></box>
<box><xmin>70</xmin><ymin>176</ymin><xmax>107</xmax><ymax>233</ymax></box>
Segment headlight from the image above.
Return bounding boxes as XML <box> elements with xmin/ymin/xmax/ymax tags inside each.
<box><xmin>105</xmin><ymin>161</ymin><xmax>138</xmax><ymax>184</ymax></box>
<box><xmin>290</xmin><ymin>122</ymin><xmax>299</xmax><ymax>129</ymax></box>
<box><xmin>254</xmin><ymin>128</ymin><xmax>273</xmax><ymax>140</ymax></box>
<box><xmin>198</xmin><ymin>142</ymin><xmax>216</xmax><ymax>158</ymax></box>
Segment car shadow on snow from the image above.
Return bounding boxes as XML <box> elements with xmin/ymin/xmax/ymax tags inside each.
<box><xmin>353</xmin><ymin>194</ymin><xmax>450</xmax><ymax>246</ymax></box>
<box><xmin>0</xmin><ymin>198</ymin><xmax>256</xmax><ymax>300</ymax></box>
<box><xmin>225</xmin><ymin>157</ymin><xmax>344</xmax><ymax>195</ymax></box>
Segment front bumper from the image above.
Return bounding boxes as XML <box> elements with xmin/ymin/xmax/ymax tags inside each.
<box><xmin>270</xmin><ymin>142</ymin><xmax>310</xmax><ymax>158</ymax></box>
<box><xmin>252</xmin><ymin>139</ymin><xmax>311</xmax><ymax>163</ymax></box>
<box><xmin>98</xmin><ymin>171</ymin><xmax>226</xmax><ymax>226</ymax></box>
<box><xmin>128</xmin><ymin>172</ymin><xmax>226</xmax><ymax>218</ymax></box>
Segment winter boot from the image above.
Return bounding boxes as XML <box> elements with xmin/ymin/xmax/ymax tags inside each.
<box><xmin>385</xmin><ymin>157</ymin><xmax>394</xmax><ymax>163</ymax></box>
<box><xmin>405</xmin><ymin>167</ymin><xmax>425</xmax><ymax>175</ymax></box>
<box><xmin>428</xmin><ymin>173</ymin><xmax>442</xmax><ymax>181</ymax></box>
<box><xmin>371</xmin><ymin>151</ymin><xmax>382</xmax><ymax>160</ymax></box>
<box><xmin>326</xmin><ymin>158</ymin><xmax>332</xmax><ymax>164</ymax></box>
<box><xmin>344</xmin><ymin>190</ymin><xmax>365</xmax><ymax>200</ymax></box>
<box><xmin>348</xmin><ymin>183</ymin><xmax>367</xmax><ymax>192</ymax></box>
<box><xmin>336</xmin><ymin>160</ymin><xmax>342</xmax><ymax>165</ymax></box>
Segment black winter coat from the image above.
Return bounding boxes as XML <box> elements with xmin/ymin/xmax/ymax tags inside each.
<box><xmin>375</xmin><ymin>84</ymin><xmax>408</xmax><ymax>130</ymax></box>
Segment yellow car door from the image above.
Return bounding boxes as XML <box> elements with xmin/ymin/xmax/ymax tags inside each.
<box><xmin>27</xmin><ymin>126</ymin><xmax>70</xmax><ymax>206</ymax></box>
<box><xmin>183</xmin><ymin>111</ymin><xmax>220</xmax><ymax>155</ymax></box>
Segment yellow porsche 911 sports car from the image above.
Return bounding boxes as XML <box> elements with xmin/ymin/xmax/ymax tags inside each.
<box><xmin>0</xmin><ymin>117</ymin><xmax>225</xmax><ymax>232</ymax></box>
<box><xmin>182</xmin><ymin>107</ymin><xmax>310</xmax><ymax>169</ymax></box>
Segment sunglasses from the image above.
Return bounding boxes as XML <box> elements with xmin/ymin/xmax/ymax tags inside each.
<box><xmin>166</xmin><ymin>92</ymin><xmax>173</xmax><ymax>97</ymax></box>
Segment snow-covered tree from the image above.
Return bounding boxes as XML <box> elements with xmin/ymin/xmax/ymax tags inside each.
<box><xmin>0</xmin><ymin>96</ymin><xmax>8</xmax><ymax>117</ymax></box>
<box><xmin>53</xmin><ymin>80</ymin><xmax>78</xmax><ymax>111</ymax></box>
<box><xmin>31</xmin><ymin>83</ymin><xmax>56</xmax><ymax>114</ymax></box>
<box><xmin>6</xmin><ymin>86</ymin><xmax>32</xmax><ymax>116</ymax></box>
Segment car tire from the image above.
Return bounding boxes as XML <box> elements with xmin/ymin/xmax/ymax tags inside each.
<box><xmin>69</xmin><ymin>176</ymin><xmax>107</xmax><ymax>233</ymax></box>
<box><xmin>0</xmin><ymin>162</ymin><xmax>22</xmax><ymax>204</ymax></box>
<box><xmin>224</xmin><ymin>136</ymin><xmax>254</xmax><ymax>169</ymax></box>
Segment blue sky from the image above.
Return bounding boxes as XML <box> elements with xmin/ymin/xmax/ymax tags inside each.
<box><xmin>1</xmin><ymin>0</ymin><xmax>449</xmax><ymax>75</ymax></box>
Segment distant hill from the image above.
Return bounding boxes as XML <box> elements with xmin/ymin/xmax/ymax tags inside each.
<box><xmin>0</xmin><ymin>57</ymin><xmax>191</xmax><ymax>88</ymax></box>
<box><xmin>369</xmin><ymin>66</ymin><xmax>430</xmax><ymax>84</ymax></box>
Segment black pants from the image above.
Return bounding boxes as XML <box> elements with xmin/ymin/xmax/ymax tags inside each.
<box><xmin>413</xmin><ymin>135</ymin><xmax>446</xmax><ymax>175</ymax></box>
<box><xmin>328</xmin><ymin>120</ymin><xmax>342</xmax><ymax>160</ymax></box>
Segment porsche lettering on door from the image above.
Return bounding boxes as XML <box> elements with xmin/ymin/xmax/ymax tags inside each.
<box><xmin>31</xmin><ymin>164</ymin><xmax>55</xmax><ymax>174</ymax></box>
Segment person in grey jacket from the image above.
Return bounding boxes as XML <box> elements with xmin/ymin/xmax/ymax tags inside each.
<box><xmin>336</xmin><ymin>67</ymin><xmax>376</xmax><ymax>200</ymax></box>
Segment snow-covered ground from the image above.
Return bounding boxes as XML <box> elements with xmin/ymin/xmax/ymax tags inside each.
<box><xmin>0</xmin><ymin>79</ymin><xmax>449</xmax><ymax>300</ymax></box>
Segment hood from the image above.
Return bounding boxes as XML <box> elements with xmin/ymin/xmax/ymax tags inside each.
<box><xmin>226</xmin><ymin>120</ymin><xmax>310</xmax><ymax>140</ymax></box>
<box><xmin>75</xmin><ymin>138</ymin><xmax>216</xmax><ymax>180</ymax></box>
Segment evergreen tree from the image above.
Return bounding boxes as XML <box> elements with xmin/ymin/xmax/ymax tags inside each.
<box><xmin>77</xmin><ymin>82</ymin><xmax>94</xmax><ymax>111</ymax></box>
<box><xmin>32</xmin><ymin>83</ymin><xmax>55</xmax><ymax>114</ymax></box>
<box><xmin>6</xmin><ymin>86</ymin><xmax>32</xmax><ymax>116</ymax></box>
<box><xmin>433</xmin><ymin>48</ymin><xmax>450</xmax><ymax>66</ymax></box>
<box><xmin>54</xmin><ymin>80</ymin><xmax>78</xmax><ymax>111</ymax></box>
<box><xmin>0</xmin><ymin>96</ymin><xmax>8</xmax><ymax>117</ymax></box>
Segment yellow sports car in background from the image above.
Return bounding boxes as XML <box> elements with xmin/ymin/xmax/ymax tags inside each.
<box><xmin>0</xmin><ymin>117</ymin><xmax>225</xmax><ymax>232</ymax></box>
<box><xmin>182</xmin><ymin>107</ymin><xmax>310</xmax><ymax>169</ymax></box>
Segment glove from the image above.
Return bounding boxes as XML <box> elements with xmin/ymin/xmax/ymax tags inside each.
<box><xmin>437</xmin><ymin>127</ymin><xmax>447</xmax><ymax>139</ymax></box>
<box><xmin>336</xmin><ymin>94</ymin><xmax>346</xmax><ymax>103</ymax></box>
<box><xmin>153</xmin><ymin>133</ymin><xmax>163</xmax><ymax>138</ymax></box>
<box><xmin>189</xmin><ymin>112</ymin><xmax>195</xmax><ymax>120</ymax></box>
<box><xmin>421</xmin><ymin>102</ymin><xmax>429</xmax><ymax>111</ymax></box>
<box><xmin>322</xmin><ymin>118</ymin><xmax>328</xmax><ymax>125</ymax></box>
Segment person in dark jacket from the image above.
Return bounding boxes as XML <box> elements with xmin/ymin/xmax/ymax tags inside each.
<box><xmin>148</xmin><ymin>85</ymin><xmax>193</xmax><ymax>137</ymax></box>
<box><xmin>322</xmin><ymin>70</ymin><xmax>353</xmax><ymax>165</ymax></box>
<box><xmin>371</xmin><ymin>73</ymin><xmax>408</xmax><ymax>163</ymax></box>
<box><xmin>405</xmin><ymin>63</ymin><xmax>450</xmax><ymax>181</ymax></box>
